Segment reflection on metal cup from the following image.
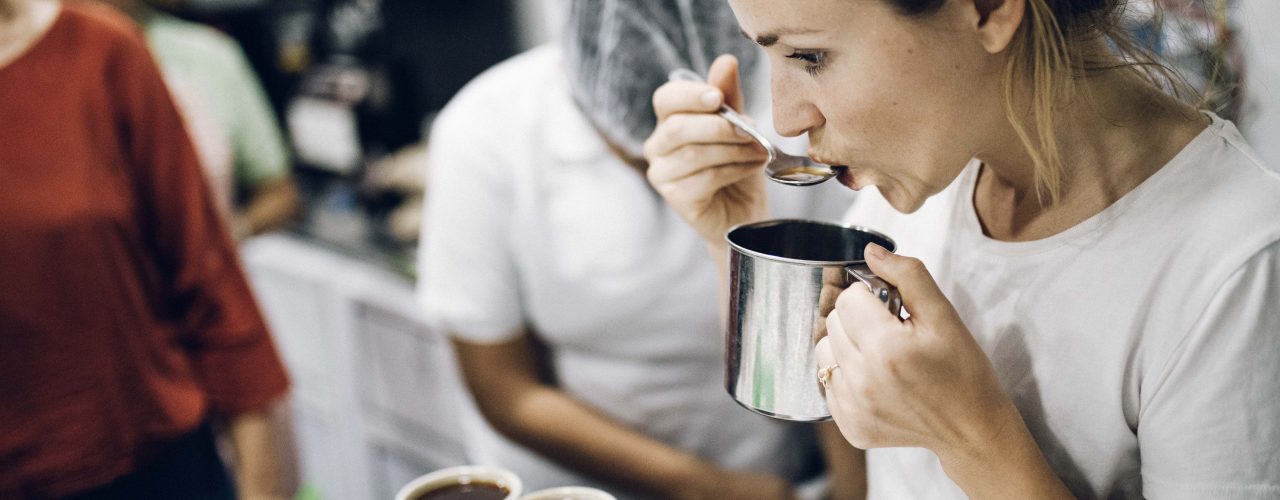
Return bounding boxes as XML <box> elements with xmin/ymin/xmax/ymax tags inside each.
<box><xmin>725</xmin><ymin>219</ymin><xmax>901</xmax><ymax>421</ymax></box>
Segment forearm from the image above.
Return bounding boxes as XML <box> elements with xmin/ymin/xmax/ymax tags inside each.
<box><xmin>935</xmin><ymin>406</ymin><xmax>1073</xmax><ymax>500</ymax></box>
<box><xmin>484</xmin><ymin>383</ymin><xmax>716</xmax><ymax>499</ymax></box>
<box><xmin>222</xmin><ymin>401</ymin><xmax>299</xmax><ymax>500</ymax></box>
<box><xmin>817</xmin><ymin>422</ymin><xmax>866</xmax><ymax>500</ymax></box>
<box><xmin>237</xmin><ymin>177</ymin><xmax>299</xmax><ymax>237</ymax></box>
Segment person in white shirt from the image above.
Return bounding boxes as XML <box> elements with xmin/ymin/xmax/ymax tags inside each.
<box><xmin>643</xmin><ymin>0</ymin><xmax>1280</xmax><ymax>498</ymax></box>
<box><xmin>416</xmin><ymin>1</ymin><xmax>860</xmax><ymax>498</ymax></box>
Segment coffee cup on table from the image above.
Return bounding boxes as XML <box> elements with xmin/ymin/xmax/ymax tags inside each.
<box><xmin>395</xmin><ymin>465</ymin><xmax>522</xmax><ymax>500</ymax></box>
<box><xmin>519</xmin><ymin>486</ymin><xmax>617</xmax><ymax>500</ymax></box>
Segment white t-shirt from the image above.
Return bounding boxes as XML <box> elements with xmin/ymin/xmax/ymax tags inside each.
<box><xmin>417</xmin><ymin>45</ymin><xmax>851</xmax><ymax>496</ymax></box>
<box><xmin>844</xmin><ymin>114</ymin><xmax>1280</xmax><ymax>499</ymax></box>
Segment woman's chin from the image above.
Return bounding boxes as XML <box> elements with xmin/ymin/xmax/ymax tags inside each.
<box><xmin>882</xmin><ymin>187</ymin><xmax>928</xmax><ymax>214</ymax></box>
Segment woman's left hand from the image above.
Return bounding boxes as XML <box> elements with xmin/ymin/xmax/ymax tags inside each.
<box><xmin>814</xmin><ymin>242</ymin><xmax>1021</xmax><ymax>459</ymax></box>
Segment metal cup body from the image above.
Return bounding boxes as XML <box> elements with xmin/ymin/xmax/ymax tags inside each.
<box><xmin>725</xmin><ymin>219</ymin><xmax>895</xmax><ymax>421</ymax></box>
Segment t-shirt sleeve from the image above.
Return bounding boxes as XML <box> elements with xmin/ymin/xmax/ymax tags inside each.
<box><xmin>1138</xmin><ymin>240</ymin><xmax>1280</xmax><ymax>499</ymax></box>
<box><xmin>219</xmin><ymin>37</ymin><xmax>291</xmax><ymax>187</ymax></box>
<box><xmin>111</xmin><ymin>28</ymin><xmax>290</xmax><ymax>414</ymax></box>
<box><xmin>416</xmin><ymin>91</ymin><xmax>524</xmax><ymax>343</ymax></box>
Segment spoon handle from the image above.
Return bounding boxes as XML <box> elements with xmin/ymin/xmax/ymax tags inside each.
<box><xmin>667</xmin><ymin>69</ymin><xmax>778</xmax><ymax>162</ymax></box>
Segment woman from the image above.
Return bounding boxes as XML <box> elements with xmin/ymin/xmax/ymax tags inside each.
<box><xmin>0</xmin><ymin>1</ymin><xmax>295</xmax><ymax>498</ymax></box>
<box><xmin>417</xmin><ymin>1</ymin><xmax>861</xmax><ymax>498</ymax></box>
<box><xmin>645</xmin><ymin>0</ymin><xmax>1280</xmax><ymax>498</ymax></box>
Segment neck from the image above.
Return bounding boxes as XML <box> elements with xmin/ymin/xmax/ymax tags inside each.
<box><xmin>972</xmin><ymin>66</ymin><xmax>1206</xmax><ymax>241</ymax></box>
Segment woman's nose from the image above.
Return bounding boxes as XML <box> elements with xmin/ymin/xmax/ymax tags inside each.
<box><xmin>770</xmin><ymin>72</ymin><xmax>823</xmax><ymax>137</ymax></box>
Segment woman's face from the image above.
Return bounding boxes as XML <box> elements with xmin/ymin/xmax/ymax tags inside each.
<box><xmin>729</xmin><ymin>0</ymin><xmax>1007</xmax><ymax>212</ymax></box>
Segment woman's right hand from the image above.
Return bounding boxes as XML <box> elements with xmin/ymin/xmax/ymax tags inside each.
<box><xmin>645</xmin><ymin>54</ymin><xmax>769</xmax><ymax>246</ymax></box>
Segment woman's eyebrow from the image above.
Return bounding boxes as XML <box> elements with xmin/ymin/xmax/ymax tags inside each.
<box><xmin>738</xmin><ymin>27</ymin><xmax>820</xmax><ymax>47</ymax></box>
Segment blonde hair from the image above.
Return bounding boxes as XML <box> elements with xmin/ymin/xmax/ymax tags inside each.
<box><xmin>892</xmin><ymin>0</ymin><xmax>1200</xmax><ymax>205</ymax></box>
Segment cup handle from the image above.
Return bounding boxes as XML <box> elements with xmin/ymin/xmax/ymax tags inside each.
<box><xmin>847</xmin><ymin>264</ymin><xmax>903</xmax><ymax>317</ymax></box>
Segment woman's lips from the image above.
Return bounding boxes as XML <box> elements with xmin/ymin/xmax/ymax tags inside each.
<box><xmin>834</xmin><ymin>166</ymin><xmax>860</xmax><ymax>190</ymax></box>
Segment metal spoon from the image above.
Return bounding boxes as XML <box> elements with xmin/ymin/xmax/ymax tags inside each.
<box><xmin>667</xmin><ymin>68</ymin><xmax>839</xmax><ymax>186</ymax></box>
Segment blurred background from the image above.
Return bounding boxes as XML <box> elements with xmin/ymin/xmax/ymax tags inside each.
<box><xmin>73</xmin><ymin>0</ymin><xmax>1279</xmax><ymax>498</ymax></box>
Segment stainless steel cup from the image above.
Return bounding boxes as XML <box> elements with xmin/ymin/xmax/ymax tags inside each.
<box><xmin>725</xmin><ymin>219</ymin><xmax>902</xmax><ymax>421</ymax></box>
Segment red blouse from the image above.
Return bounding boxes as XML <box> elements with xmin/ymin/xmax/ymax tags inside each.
<box><xmin>0</xmin><ymin>3</ymin><xmax>289</xmax><ymax>497</ymax></box>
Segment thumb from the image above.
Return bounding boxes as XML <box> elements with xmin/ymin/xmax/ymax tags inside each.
<box><xmin>863</xmin><ymin>242</ymin><xmax>954</xmax><ymax>321</ymax></box>
<box><xmin>706</xmin><ymin>54</ymin><xmax>745</xmax><ymax>112</ymax></box>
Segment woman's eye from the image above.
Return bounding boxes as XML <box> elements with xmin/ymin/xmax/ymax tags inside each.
<box><xmin>786</xmin><ymin>50</ymin><xmax>826</xmax><ymax>76</ymax></box>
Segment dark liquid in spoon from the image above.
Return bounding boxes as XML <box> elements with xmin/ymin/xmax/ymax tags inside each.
<box><xmin>773</xmin><ymin>166</ymin><xmax>834</xmax><ymax>183</ymax></box>
<box><xmin>412</xmin><ymin>481</ymin><xmax>509</xmax><ymax>500</ymax></box>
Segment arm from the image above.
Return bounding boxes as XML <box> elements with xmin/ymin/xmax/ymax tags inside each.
<box><xmin>234</xmin><ymin>175</ymin><xmax>300</xmax><ymax>238</ymax></box>
<box><xmin>817</xmin><ymin>422</ymin><xmax>866</xmax><ymax>500</ymax></box>
<box><xmin>223</xmin><ymin>401</ymin><xmax>300</xmax><ymax>500</ymax></box>
<box><xmin>220</xmin><ymin>33</ymin><xmax>296</xmax><ymax>238</ymax></box>
<box><xmin>1133</xmin><ymin>244</ymin><xmax>1280</xmax><ymax>499</ymax></box>
<box><xmin>453</xmin><ymin>334</ymin><xmax>794</xmax><ymax>500</ymax></box>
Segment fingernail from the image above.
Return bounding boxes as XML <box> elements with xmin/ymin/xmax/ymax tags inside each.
<box><xmin>866</xmin><ymin>242</ymin><xmax>887</xmax><ymax>259</ymax></box>
<box><xmin>700</xmin><ymin>90</ymin><xmax>722</xmax><ymax>108</ymax></box>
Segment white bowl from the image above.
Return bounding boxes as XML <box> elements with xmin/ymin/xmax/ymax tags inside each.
<box><xmin>519</xmin><ymin>486</ymin><xmax>617</xmax><ymax>500</ymax></box>
<box><xmin>395</xmin><ymin>465</ymin><xmax>523</xmax><ymax>500</ymax></box>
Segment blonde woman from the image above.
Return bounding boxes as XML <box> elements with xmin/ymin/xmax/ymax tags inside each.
<box><xmin>645</xmin><ymin>0</ymin><xmax>1280</xmax><ymax>498</ymax></box>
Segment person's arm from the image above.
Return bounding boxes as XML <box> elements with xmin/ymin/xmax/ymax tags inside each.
<box><xmin>218</xmin><ymin>32</ymin><xmax>296</xmax><ymax>238</ymax></box>
<box><xmin>111</xmin><ymin>21</ymin><xmax>296</xmax><ymax>497</ymax></box>
<box><xmin>453</xmin><ymin>334</ymin><xmax>794</xmax><ymax>500</ymax></box>
<box><xmin>817</xmin><ymin>422</ymin><xmax>866</xmax><ymax>500</ymax></box>
<box><xmin>223</xmin><ymin>401</ymin><xmax>300</xmax><ymax>500</ymax></box>
<box><xmin>234</xmin><ymin>175</ymin><xmax>300</xmax><ymax>238</ymax></box>
<box><xmin>1132</xmin><ymin>243</ymin><xmax>1280</xmax><ymax>499</ymax></box>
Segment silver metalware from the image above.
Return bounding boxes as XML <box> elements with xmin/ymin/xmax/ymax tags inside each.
<box><xmin>725</xmin><ymin>219</ymin><xmax>901</xmax><ymax>421</ymax></box>
<box><xmin>667</xmin><ymin>69</ymin><xmax>840</xmax><ymax>186</ymax></box>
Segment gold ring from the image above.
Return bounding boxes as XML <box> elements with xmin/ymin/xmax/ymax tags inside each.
<box><xmin>817</xmin><ymin>363</ymin><xmax>839</xmax><ymax>389</ymax></box>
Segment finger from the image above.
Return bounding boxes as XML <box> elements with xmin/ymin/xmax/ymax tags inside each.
<box><xmin>833</xmin><ymin>280</ymin><xmax>901</xmax><ymax>348</ymax></box>
<box><xmin>815</xmin><ymin>336</ymin><xmax>836</xmax><ymax>372</ymax></box>
<box><xmin>653</xmin><ymin>80</ymin><xmax>724</xmax><ymax>122</ymax></box>
<box><xmin>646</xmin><ymin>144</ymin><xmax>766</xmax><ymax>184</ymax></box>
<box><xmin>706</xmin><ymin>54</ymin><xmax>745</xmax><ymax>112</ymax></box>
<box><xmin>863</xmin><ymin>243</ymin><xmax>956</xmax><ymax>321</ymax></box>
<box><xmin>824</xmin><ymin>309</ymin><xmax>865</xmax><ymax>359</ymax></box>
<box><xmin>653</xmin><ymin>161</ymin><xmax>761</xmax><ymax>198</ymax></box>
<box><xmin>644</xmin><ymin>113</ymin><xmax>756</xmax><ymax>158</ymax></box>
<box><xmin>814</xmin><ymin>336</ymin><xmax>847</xmax><ymax>399</ymax></box>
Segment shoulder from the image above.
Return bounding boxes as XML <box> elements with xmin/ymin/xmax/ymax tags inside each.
<box><xmin>46</xmin><ymin>2</ymin><xmax>157</xmax><ymax>83</ymax></box>
<box><xmin>434</xmin><ymin>45</ymin><xmax>565</xmax><ymax>128</ymax></box>
<box><xmin>58</xmin><ymin>2</ymin><xmax>146</xmax><ymax>50</ymax></box>
<box><xmin>428</xmin><ymin>44</ymin><xmax>572</xmax><ymax>169</ymax></box>
<box><xmin>1153</xmin><ymin>116</ymin><xmax>1280</xmax><ymax>263</ymax></box>
<box><xmin>144</xmin><ymin>14</ymin><xmax>245</xmax><ymax>68</ymax></box>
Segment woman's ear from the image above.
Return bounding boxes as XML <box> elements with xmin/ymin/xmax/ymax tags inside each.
<box><xmin>969</xmin><ymin>0</ymin><xmax>1026</xmax><ymax>54</ymax></box>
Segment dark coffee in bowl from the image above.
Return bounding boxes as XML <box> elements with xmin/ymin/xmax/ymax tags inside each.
<box><xmin>412</xmin><ymin>481</ymin><xmax>509</xmax><ymax>500</ymax></box>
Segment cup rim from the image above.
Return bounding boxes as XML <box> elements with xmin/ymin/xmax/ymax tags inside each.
<box><xmin>519</xmin><ymin>486</ymin><xmax>618</xmax><ymax>500</ymax></box>
<box><xmin>725</xmin><ymin>218</ymin><xmax>897</xmax><ymax>266</ymax></box>
<box><xmin>395</xmin><ymin>465</ymin><xmax>523</xmax><ymax>500</ymax></box>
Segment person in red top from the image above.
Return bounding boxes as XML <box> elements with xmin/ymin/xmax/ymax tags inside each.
<box><xmin>0</xmin><ymin>1</ymin><xmax>295</xmax><ymax>498</ymax></box>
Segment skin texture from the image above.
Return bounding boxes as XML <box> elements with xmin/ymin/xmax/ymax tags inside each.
<box><xmin>645</xmin><ymin>0</ymin><xmax>1207</xmax><ymax>497</ymax></box>
<box><xmin>0</xmin><ymin>2</ymin><xmax>298</xmax><ymax>498</ymax></box>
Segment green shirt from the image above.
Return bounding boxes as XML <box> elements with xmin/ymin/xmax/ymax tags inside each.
<box><xmin>145</xmin><ymin>13</ymin><xmax>289</xmax><ymax>188</ymax></box>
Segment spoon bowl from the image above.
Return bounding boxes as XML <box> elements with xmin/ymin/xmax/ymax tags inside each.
<box><xmin>667</xmin><ymin>69</ymin><xmax>840</xmax><ymax>186</ymax></box>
